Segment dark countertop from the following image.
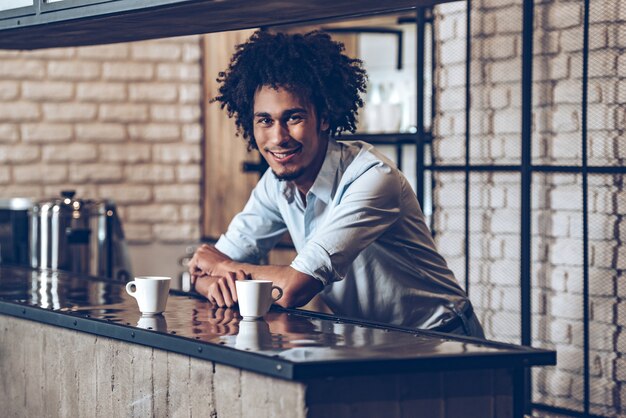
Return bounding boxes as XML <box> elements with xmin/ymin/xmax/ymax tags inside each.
<box><xmin>0</xmin><ymin>265</ymin><xmax>555</xmax><ymax>380</ymax></box>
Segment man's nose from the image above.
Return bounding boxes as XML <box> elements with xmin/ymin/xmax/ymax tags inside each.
<box><xmin>269</xmin><ymin>122</ymin><xmax>290</xmax><ymax>145</ymax></box>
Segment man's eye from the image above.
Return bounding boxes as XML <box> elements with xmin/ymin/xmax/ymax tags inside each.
<box><xmin>256</xmin><ymin>118</ymin><xmax>272</xmax><ymax>126</ymax></box>
<box><xmin>287</xmin><ymin>115</ymin><xmax>303</xmax><ymax>124</ymax></box>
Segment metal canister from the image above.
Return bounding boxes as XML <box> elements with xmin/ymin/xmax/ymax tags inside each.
<box><xmin>29</xmin><ymin>190</ymin><xmax>132</xmax><ymax>281</ymax></box>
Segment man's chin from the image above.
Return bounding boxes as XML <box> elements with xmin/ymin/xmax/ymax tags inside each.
<box><xmin>272</xmin><ymin>168</ymin><xmax>304</xmax><ymax>182</ymax></box>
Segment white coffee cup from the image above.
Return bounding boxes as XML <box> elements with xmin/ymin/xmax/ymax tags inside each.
<box><xmin>126</xmin><ymin>276</ymin><xmax>171</xmax><ymax>315</ymax></box>
<box><xmin>235</xmin><ymin>280</ymin><xmax>283</xmax><ymax>320</ymax></box>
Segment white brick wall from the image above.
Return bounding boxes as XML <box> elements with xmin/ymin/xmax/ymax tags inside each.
<box><xmin>0</xmin><ymin>36</ymin><xmax>204</xmax><ymax>244</ymax></box>
<box><xmin>434</xmin><ymin>0</ymin><xmax>625</xmax><ymax>414</ymax></box>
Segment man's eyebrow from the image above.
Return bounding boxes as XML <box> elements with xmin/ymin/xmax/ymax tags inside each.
<box><xmin>284</xmin><ymin>107</ymin><xmax>308</xmax><ymax>115</ymax></box>
<box><xmin>253</xmin><ymin>108</ymin><xmax>308</xmax><ymax>117</ymax></box>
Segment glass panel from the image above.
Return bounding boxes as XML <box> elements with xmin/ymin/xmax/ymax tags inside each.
<box><xmin>468</xmin><ymin>172</ymin><xmax>521</xmax><ymax>344</ymax></box>
<box><xmin>531</xmin><ymin>173</ymin><xmax>584</xmax><ymax>412</ymax></box>
<box><xmin>532</xmin><ymin>1</ymin><xmax>584</xmax><ymax>167</ymax></box>
<box><xmin>587</xmin><ymin>1</ymin><xmax>623</xmax><ymax>167</ymax></box>
<box><xmin>0</xmin><ymin>0</ymin><xmax>32</xmax><ymax>11</ymax></box>
<box><xmin>434</xmin><ymin>2</ymin><xmax>524</xmax><ymax>166</ymax></box>
<box><xmin>432</xmin><ymin>2</ymin><xmax>467</xmax><ymax>166</ymax></box>
<box><xmin>532</xmin><ymin>0</ymin><xmax>624</xmax><ymax>168</ymax></box>
<box><xmin>587</xmin><ymin>174</ymin><xmax>623</xmax><ymax>417</ymax></box>
<box><xmin>432</xmin><ymin>171</ymin><xmax>522</xmax><ymax>345</ymax></box>
<box><xmin>431</xmin><ymin>171</ymin><xmax>466</xmax><ymax>290</ymax></box>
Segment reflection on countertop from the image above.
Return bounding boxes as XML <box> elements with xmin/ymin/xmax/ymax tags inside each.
<box><xmin>0</xmin><ymin>265</ymin><xmax>554</xmax><ymax>369</ymax></box>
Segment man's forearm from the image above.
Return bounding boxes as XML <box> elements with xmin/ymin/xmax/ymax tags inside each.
<box><xmin>221</xmin><ymin>260</ymin><xmax>323</xmax><ymax>308</ymax></box>
<box><xmin>189</xmin><ymin>244</ymin><xmax>323</xmax><ymax>308</ymax></box>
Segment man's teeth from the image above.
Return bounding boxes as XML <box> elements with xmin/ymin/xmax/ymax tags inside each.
<box><xmin>272</xmin><ymin>149</ymin><xmax>297</xmax><ymax>158</ymax></box>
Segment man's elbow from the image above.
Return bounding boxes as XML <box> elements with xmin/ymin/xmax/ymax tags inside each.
<box><xmin>276</xmin><ymin>289</ymin><xmax>307</xmax><ymax>309</ymax></box>
<box><xmin>276</xmin><ymin>281</ymin><xmax>323</xmax><ymax>308</ymax></box>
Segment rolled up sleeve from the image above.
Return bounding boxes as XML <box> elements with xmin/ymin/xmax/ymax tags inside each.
<box><xmin>290</xmin><ymin>241</ymin><xmax>342</xmax><ymax>286</ymax></box>
<box><xmin>290</xmin><ymin>163</ymin><xmax>402</xmax><ymax>286</ymax></box>
<box><xmin>215</xmin><ymin>170</ymin><xmax>287</xmax><ymax>263</ymax></box>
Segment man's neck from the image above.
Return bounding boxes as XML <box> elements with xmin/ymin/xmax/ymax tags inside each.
<box><xmin>294</xmin><ymin>138</ymin><xmax>329</xmax><ymax>198</ymax></box>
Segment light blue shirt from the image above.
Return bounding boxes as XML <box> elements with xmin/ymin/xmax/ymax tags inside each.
<box><xmin>216</xmin><ymin>138</ymin><xmax>470</xmax><ymax>329</ymax></box>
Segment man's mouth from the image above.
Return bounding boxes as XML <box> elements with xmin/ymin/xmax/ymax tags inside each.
<box><xmin>267</xmin><ymin>146</ymin><xmax>301</xmax><ymax>162</ymax></box>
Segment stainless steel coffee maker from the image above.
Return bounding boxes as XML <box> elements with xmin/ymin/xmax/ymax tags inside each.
<box><xmin>29</xmin><ymin>191</ymin><xmax>132</xmax><ymax>281</ymax></box>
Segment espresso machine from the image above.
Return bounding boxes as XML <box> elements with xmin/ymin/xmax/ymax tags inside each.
<box><xmin>28</xmin><ymin>191</ymin><xmax>132</xmax><ymax>281</ymax></box>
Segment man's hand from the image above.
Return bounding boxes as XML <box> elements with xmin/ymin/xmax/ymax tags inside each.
<box><xmin>187</xmin><ymin>244</ymin><xmax>324</xmax><ymax>310</ymax></box>
<box><xmin>194</xmin><ymin>270</ymin><xmax>250</xmax><ymax>308</ymax></box>
<box><xmin>188</xmin><ymin>244</ymin><xmax>233</xmax><ymax>279</ymax></box>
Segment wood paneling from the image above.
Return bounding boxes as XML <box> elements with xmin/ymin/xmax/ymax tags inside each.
<box><xmin>0</xmin><ymin>315</ymin><xmax>308</xmax><ymax>418</ymax></box>
<box><xmin>201</xmin><ymin>29</ymin><xmax>260</xmax><ymax>239</ymax></box>
<box><xmin>1</xmin><ymin>314</ymin><xmax>516</xmax><ymax>418</ymax></box>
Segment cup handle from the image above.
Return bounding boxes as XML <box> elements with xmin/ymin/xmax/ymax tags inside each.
<box><xmin>125</xmin><ymin>281</ymin><xmax>137</xmax><ymax>298</ymax></box>
<box><xmin>271</xmin><ymin>285</ymin><xmax>283</xmax><ymax>302</ymax></box>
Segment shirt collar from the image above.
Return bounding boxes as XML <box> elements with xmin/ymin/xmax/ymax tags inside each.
<box><xmin>280</xmin><ymin>138</ymin><xmax>341</xmax><ymax>205</ymax></box>
<box><xmin>307</xmin><ymin>138</ymin><xmax>341</xmax><ymax>205</ymax></box>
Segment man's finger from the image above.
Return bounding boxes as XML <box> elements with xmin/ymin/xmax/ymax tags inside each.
<box><xmin>206</xmin><ymin>291</ymin><xmax>216</xmax><ymax>305</ymax></box>
<box><xmin>209</xmin><ymin>282</ymin><xmax>225</xmax><ymax>307</ymax></box>
<box><xmin>217</xmin><ymin>278</ymin><xmax>234</xmax><ymax>307</ymax></box>
<box><xmin>226</xmin><ymin>272</ymin><xmax>238</xmax><ymax>303</ymax></box>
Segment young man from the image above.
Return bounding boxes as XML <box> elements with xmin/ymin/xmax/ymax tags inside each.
<box><xmin>189</xmin><ymin>30</ymin><xmax>484</xmax><ymax>338</ymax></box>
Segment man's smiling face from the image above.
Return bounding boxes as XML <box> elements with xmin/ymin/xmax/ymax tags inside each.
<box><xmin>253</xmin><ymin>85</ymin><xmax>329</xmax><ymax>193</ymax></box>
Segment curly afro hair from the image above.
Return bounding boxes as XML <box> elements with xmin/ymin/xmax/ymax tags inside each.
<box><xmin>212</xmin><ymin>30</ymin><xmax>368</xmax><ymax>150</ymax></box>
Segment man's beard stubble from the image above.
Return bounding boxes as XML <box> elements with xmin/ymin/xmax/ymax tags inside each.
<box><xmin>272</xmin><ymin>167</ymin><xmax>305</xmax><ymax>182</ymax></box>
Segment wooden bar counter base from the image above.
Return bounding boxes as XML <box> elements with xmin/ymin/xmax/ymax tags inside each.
<box><xmin>0</xmin><ymin>267</ymin><xmax>555</xmax><ymax>418</ymax></box>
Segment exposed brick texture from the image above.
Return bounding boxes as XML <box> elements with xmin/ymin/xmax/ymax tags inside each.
<box><xmin>434</xmin><ymin>0</ymin><xmax>625</xmax><ymax>415</ymax></box>
<box><xmin>0</xmin><ymin>37</ymin><xmax>203</xmax><ymax>244</ymax></box>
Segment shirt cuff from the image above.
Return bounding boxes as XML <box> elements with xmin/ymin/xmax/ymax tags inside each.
<box><xmin>290</xmin><ymin>241</ymin><xmax>344</xmax><ymax>287</ymax></box>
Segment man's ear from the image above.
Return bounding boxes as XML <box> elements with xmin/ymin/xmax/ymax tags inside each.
<box><xmin>319</xmin><ymin>114</ymin><xmax>330</xmax><ymax>132</ymax></box>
